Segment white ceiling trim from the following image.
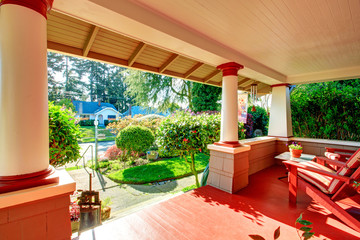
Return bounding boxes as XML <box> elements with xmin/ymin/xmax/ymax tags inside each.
<box><xmin>287</xmin><ymin>65</ymin><xmax>360</xmax><ymax>84</ymax></box>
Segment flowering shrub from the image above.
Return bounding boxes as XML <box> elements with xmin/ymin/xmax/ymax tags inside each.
<box><xmin>288</xmin><ymin>142</ymin><xmax>303</xmax><ymax>150</ymax></box>
<box><xmin>248</xmin><ymin>106</ymin><xmax>269</xmax><ymax>137</ymax></box>
<box><xmin>157</xmin><ymin>111</ymin><xmax>246</xmax><ymax>187</ymax></box>
<box><xmin>107</xmin><ymin>114</ymin><xmax>163</xmax><ymax>136</ymax></box>
<box><xmin>244</xmin><ymin>113</ymin><xmax>254</xmax><ymax>138</ymax></box>
<box><xmin>101</xmin><ymin>145</ymin><xmax>124</xmax><ymax>160</ymax></box>
<box><xmin>49</xmin><ymin>102</ymin><xmax>81</xmax><ymax>167</ymax></box>
<box><xmin>116</xmin><ymin>125</ymin><xmax>155</xmax><ymax>155</ymax></box>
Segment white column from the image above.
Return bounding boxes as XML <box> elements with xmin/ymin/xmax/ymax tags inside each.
<box><xmin>216</xmin><ymin>62</ymin><xmax>243</xmax><ymax>147</ymax></box>
<box><xmin>0</xmin><ymin>3</ymin><xmax>49</xmax><ymax>176</ymax></box>
<box><xmin>220</xmin><ymin>75</ymin><xmax>239</xmax><ymax>142</ymax></box>
<box><xmin>268</xmin><ymin>84</ymin><xmax>293</xmax><ymax>137</ymax></box>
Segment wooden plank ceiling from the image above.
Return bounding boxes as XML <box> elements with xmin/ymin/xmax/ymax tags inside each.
<box><xmin>47</xmin><ymin>10</ymin><xmax>271</xmax><ymax>94</ymax></box>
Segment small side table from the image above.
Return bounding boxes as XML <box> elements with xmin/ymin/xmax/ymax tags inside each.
<box><xmin>275</xmin><ymin>152</ymin><xmax>316</xmax><ymax>180</ymax></box>
<box><xmin>275</xmin><ymin>152</ymin><xmax>316</xmax><ymax>163</ymax></box>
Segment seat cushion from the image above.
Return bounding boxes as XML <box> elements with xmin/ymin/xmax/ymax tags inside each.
<box><xmin>298</xmin><ymin>161</ymin><xmax>335</xmax><ymax>194</ymax></box>
<box><xmin>324</xmin><ymin>152</ymin><xmax>340</xmax><ymax>161</ymax></box>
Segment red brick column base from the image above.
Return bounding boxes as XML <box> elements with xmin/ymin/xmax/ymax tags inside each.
<box><xmin>207</xmin><ymin>144</ymin><xmax>250</xmax><ymax>194</ymax></box>
<box><xmin>0</xmin><ymin>193</ymin><xmax>72</xmax><ymax>240</ymax></box>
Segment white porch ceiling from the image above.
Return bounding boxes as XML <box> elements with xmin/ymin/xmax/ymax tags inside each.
<box><xmin>53</xmin><ymin>0</ymin><xmax>360</xmax><ymax>85</ymax></box>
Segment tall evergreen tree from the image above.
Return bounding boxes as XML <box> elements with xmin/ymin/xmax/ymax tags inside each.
<box><xmin>191</xmin><ymin>82</ymin><xmax>221</xmax><ymax>112</ymax></box>
<box><xmin>47</xmin><ymin>52</ymin><xmax>65</xmax><ymax>102</ymax></box>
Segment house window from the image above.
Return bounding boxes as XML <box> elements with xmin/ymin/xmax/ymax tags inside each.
<box><xmin>108</xmin><ymin>115</ymin><xmax>116</xmax><ymax>120</ymax></box>
<box><xmin>80</xmin><ymin>114</ymin><xmax>90</xmax><ymax>120</ymax></box>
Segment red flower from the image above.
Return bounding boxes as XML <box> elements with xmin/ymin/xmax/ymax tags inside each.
<box><xmin>199</xmin><ymin>148</ymin><xmax>202</xmax><ymax>152</ymax></box>
<box><xmin>192</xmin><ymin>130</ymin><xmax>197</xmax><ymax>133</ymax></box>
<box><xmin>183</xmin><ymin>138</ymin><xmax>188</xmax><ymax>142</ymax></box>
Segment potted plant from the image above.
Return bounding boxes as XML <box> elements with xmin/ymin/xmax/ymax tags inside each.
<box><xmin>288</xmin><ymin>142</ymin><xmax>303</xmax><ymax>158</ymax></box>
<box><xmin>70</xmin><ymin>199</ymin><xmax>80</xmax><ymax>232</ymax></box>
<box><xmin>146</xmin><ymin>145</ymin><xmax>159</xmax><ymax>160</ymax></box>
<box><xmin>101</xmin><ymin>197</ymin><xmax>113</xmax><ymax>221</ymax></box>
<box><xmin>146</xmin><ymin>151</ymin><xmax>159</xmax><ymax>160</ymax></box>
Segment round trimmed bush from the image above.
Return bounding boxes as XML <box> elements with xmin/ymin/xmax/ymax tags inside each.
<box><xmin>116</xmin><ymin>125</ymin><xmax>155</xmax><ymax>155</ymax></box>
<box><xmin>49</xmin><ymin>102</ymin><xmax>81</xmax><ymax>167</ymax></box>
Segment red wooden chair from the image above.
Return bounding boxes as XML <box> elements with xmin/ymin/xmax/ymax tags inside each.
<box><xmin>283</xmin><ymin>148</ymin><xmax>360</xmax><ymax>232</ymax></box>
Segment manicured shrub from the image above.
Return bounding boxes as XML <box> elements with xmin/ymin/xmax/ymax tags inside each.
<box><xmin>79</xmin><ymin>119</ymin><xmax>95</xmax><ymax>126</ymax></box>
<box><xmin>156</xmin><ymin>110</ymin><xmax>246</xmax><ymax>187</ymax></box>
<box><xmin>49</xmin><ymin>102</ymin><xmax>81</xmax><ymax>167</ymax></box>
<box><xmin>116</xmin><ymin>125</ymin><xmax>155</xmax><ymax>155</ymax></box>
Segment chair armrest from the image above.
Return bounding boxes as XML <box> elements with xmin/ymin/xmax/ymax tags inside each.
<box><xmin>283</xmin><ymin>161</ymin><xmax>351</xmax><ymax>184</ymax></box>
<box><xmin>326</xmin><ymin>147</ymin><xmax>356</xmax><ymax>154</ymax></box>
<box><xmin>315</xmin><ymin>156</ymin><xmax>347</xmax><ymax>167</ymax></box>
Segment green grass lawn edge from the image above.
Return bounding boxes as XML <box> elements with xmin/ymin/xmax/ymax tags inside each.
<box><xmin>107</xmin><ymin>154</ymin><xmax>209</xmax><ymax>184</ymax></box>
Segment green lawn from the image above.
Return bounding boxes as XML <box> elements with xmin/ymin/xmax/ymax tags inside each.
<box><xmin>79</xmin><ymin>126</ymin><xmax>115</xmax><ymax>143</ymax></box>
<box><xmin>108</xmin><ymin>154</ymin><xmax>209</xmax><ymax>184</ymax></box>
<box><xmin>65</xmin><ymin>166</ymin><xmax>83</xmax><ymax>171</ymax></box>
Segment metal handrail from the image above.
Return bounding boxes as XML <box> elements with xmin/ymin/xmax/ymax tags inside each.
<box><xmin>75</xmin><ymin>144</ymin><xmax>95</xmax><ymax>176</ymax></box>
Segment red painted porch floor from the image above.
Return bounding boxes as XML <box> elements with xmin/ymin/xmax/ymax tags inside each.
<box><xmin>76</xmin><ymin>165</ymin><xmax>360</xmax><ymax>240</ymax></box>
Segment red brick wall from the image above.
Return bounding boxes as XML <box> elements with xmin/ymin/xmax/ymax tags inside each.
<box><xmin>0</xmin><ymin>193</ymin><xmax>72</xmax><ymax>240</ymax></box>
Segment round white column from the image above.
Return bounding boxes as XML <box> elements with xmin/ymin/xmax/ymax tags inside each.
<box><xmin>0</xmin><ymin>2</ymin><xmax>51</xmax><ymax>177</ymax></box>
<box><xmin>217</xmin><ymin>62</ymin><xmax>243</xmax><ymax>147</ymax></box>
<box><xmin>220</xmin><ymin>75</ymin><xmax>239</xmax><ymax>142</ymax></box>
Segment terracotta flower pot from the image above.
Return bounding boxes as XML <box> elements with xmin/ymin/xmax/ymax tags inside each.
<box><xmin>290</xmin><ymin>148</ymin><xmax>303</xmax><ymax>158</ymax></box>
<box><xmin>101</xmin><ymin>207</ymin><xmax>111</xmax><ymax>221</ymax></box>
<box><xmin>71</xmin><ymin>221</ymin><xmax>80</xmax><ymax>233</ymax></box>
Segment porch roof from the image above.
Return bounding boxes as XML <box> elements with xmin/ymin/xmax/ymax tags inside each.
<box><xmin>51</xmin><ymin>0</ymin><xmax>360</xmax><ymax>90</ymax></box>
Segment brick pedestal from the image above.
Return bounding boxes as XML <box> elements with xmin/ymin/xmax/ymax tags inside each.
<box><xmin>207</xmin><ymin>144</ymin><xmax>250</xmax><ymax>193</ymax></box>
<box><xmin>0</xmin><ymin>170</ymin><xmax>75</xmax><ymax>240</ymax></box>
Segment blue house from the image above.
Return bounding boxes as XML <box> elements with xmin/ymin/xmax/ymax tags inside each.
<box><xmin>121</xmin><ymin>106</ymin><xmax>169</xmax><ymax>117</ymax></box>
<box><xmin>73</xmin><ymin>101</ymin><xmax>120</xmax><ymax>125</ymax></box>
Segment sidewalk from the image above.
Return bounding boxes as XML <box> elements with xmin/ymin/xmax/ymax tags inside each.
<box><xmin>67</xmin><ymin>167</ymin><xmax>203</xmax><ymax>221</ymax></box>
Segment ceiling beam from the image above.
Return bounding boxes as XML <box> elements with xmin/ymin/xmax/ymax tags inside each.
<box><xmin>243</xmin><ymin>81</ymin><xmax>260</xmax><ymax>91</ymax></box>
<box><xmin>83</xmin><ymin>25</ymin><xmax>99</xmax><ymax>57</ymax></box>
<box><xmin>203</xmin><ymin>70</ymin><xmax>221</xmax><ymax>83</ymax></box>
<box><xmin>257</xmin><ymin>84</ymin><xmax>271</xmax><ymax>93</ymax></box>
<box><xmin>128</xmin><ymin>42</ymin><xmax>147</xmax><ymax>67</ymax></box>
<box><xmin>184</xmin><ymin>62</ymin><xmax>204</xmax><ymax>78</ymax></box>
<box><xmin>238</xmin><ymin>78</ymin><xmax>251</xmax><ymax>86</ymax></box>
<box><xmin>159</xmin><ymin>54</ymin><xmax>179</xmax><ymax>73</ymax></box>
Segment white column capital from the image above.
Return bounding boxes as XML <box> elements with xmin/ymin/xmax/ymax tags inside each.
<box><xmin>217</xmin><ymin>62</ymin><xmax>244</xmax><ymax>76</ymax></box>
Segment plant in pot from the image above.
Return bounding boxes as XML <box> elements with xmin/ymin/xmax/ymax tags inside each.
<box><xmin>101</xmin><ymin>197</ymin><xmax>113</xmax><ymax>221</ymax></box>
<box><xmin>288</xmin><ymin>142</ymin><xmax>303</xmax><ymax>158</ymax></box>
<box><xmin>69</xmin><ymin>199</ymin><xmax>80</xmax><ymax>232</ymax></box>
<box><xmin>146</xmin><ymin>145</ymin><xmax>159</xmax><ymax>160</ymax></box>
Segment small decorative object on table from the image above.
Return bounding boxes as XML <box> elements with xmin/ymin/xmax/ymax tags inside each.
<box><xmin>288</xmin><ymin>142</ymin><xmax>303</xmax><ymax>158</ymax></box>
<box><xmin>146</xmin><ymin>151</ymin><xmax>158</xmax><ymax>160</ymax></box>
